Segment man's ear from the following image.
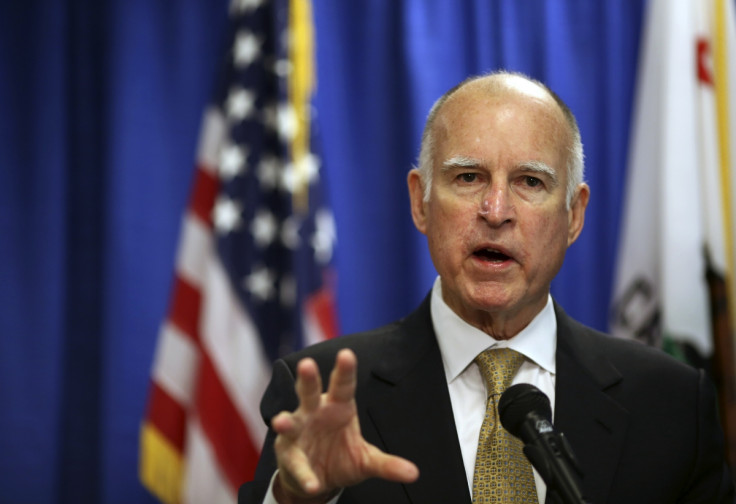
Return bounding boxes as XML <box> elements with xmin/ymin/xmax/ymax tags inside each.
<box><xmin>567</xmin><ymin>183</ymin><xmax>590</xmax><ymax>246</ymax></box>
<box><xmin>407</xmin><ymin>169</ymin><xmax>428</xmax><ymax>234</ymax></box>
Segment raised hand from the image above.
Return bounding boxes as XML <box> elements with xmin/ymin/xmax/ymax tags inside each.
<box><xmin>270</xmin><ymin>349</ymin><xmax>420</xmax><ymax>503</ymax></box>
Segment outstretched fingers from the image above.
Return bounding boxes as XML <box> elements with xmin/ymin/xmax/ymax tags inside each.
<box><xmin>363</xmin><ymin>445</ymin><xmax>420</xmax><ymax>483</ymax></box>
<box><xmin>270</xmin><ymin>349</ymin><xmax>421</xmax><ymax>501</ymax></box>
<box><xmin>295</xmin><ymin>357</ymin><xmax>323</xmax><ymax>413</ymax></box>
<box><xmin>271</xmin><ymin>358</ymin><xmax>323</xmax><ymax>438</ymax></box>
<box><xmin>273</xmin><ymin>439</ymin><xmax>323</xmax><ymax>495</ymax></box>
<box><xmin>326</xmin><ymin>349</ymin><xmax>358</xmax><ymax>403</ymax></box>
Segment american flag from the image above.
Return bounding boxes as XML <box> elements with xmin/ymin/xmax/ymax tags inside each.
<box><xmin>139</xmin><ymin>0</ymin><xmax>338</xmax><ymax>501</ymax></box>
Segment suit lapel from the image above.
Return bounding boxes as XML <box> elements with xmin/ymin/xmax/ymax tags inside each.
<box><xmin>363</xmin><ymin>298</ymin><xmax>471</xmax><ymax>504</ymax></box>
<box><xmin>553</xmin><ymin>304</ymin><xmax>629</xmax><ymax>504</ymax></box>
<box><xmin>355</xmin><ymin>299</ymin><xmax>632</xmax><ymax>504</ymax></box>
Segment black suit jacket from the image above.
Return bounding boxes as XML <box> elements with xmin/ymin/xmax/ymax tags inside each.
<box><xmin>239</xmin><ymin>296</ymin><xmax>734</xmax><ymax>503</ymax></box>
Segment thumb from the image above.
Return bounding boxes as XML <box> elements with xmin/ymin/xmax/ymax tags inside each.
<box><xmin>364</xmin><ymin>446</ymin><xmax>420</xmax><ymax>483</ymax></box>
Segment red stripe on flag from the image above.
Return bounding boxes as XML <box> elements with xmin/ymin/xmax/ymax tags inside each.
<box><xmin>169</xmin><ymin>275</ymin><xmax>202</xmax><ymax>343</ymax></box>
<box><xmin>146</xmin><ymin>380</ymin><xmax>187</xmax><ymax>451</ymax></box>
<box><xmin>190</xmin><ymin>165</ymin><xmax>219</xmax><ymax>227</ymax></box>
<box><xmin>306</xmin><ymin>285</ymin><xmax>339</xmax><ymax>340</ymax></box>
<box><xmin>195</xmin><ymin>351</ymin><xmax>261</xmax><ymax>489</ymax></box>
<box><xmin>696</xmin><ymin>38</ymin><xmax>714</xmax><ymax>86</ymax></box>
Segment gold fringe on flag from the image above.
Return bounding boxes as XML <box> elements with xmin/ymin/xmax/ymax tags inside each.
<box><xmin>289</xmin><ymin>0</ymin><xmax>316</xmax><ymax>213</ymax></box>
<box><xmin>139</xmin><ymin>422</ymin><xmax>185</xmax><ymax>504</ymax></box>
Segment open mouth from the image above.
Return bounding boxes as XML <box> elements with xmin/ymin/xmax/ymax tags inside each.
<box><xmin>473</xmin><ymin>248</ymin><xmax>511</xmax><ymax>263</ymax></box>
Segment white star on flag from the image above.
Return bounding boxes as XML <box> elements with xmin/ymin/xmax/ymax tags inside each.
<box><xmin>278</xmin><ymin>154</ymin><xmax>320</xmax><ymax>194</ymax></box>
<box><xmin>280</xmin><ymin>163</ymin><xmax>298</xmax><ymax>194</ymax></box>
<box><xmin>244</xmin><ymin>265</ymin><xmax>275</xmax><ymax>301</ymax></box>
<box><xmin>213</xmin><ymin>196</ymin><xmax>243</xmax><ymax>234</ymax></box>
<box><xmin>219</xmin><ymin>143</ymin><xmax>248</xmax><ymax>179</ymax></box>
<box><xmin>233</xmin><ymin>31</ymin><xmax>261</xmax><ymax>69</ymax></box>
<box><xmin>257</xmin><ymin>154</ymin><xmax>281</xmax><ymax>190</ymax></box>
<box><xmin>296</xmin><ymin>153</ymin><xmax>320</xmax><ymax>185</ymax></box>
<box><xmin>250</xmin><ymin>209</ymin><xmax>279</xmax><ymax>247</ymax></box>
<box><xmin>272</xmin><ymin>58</ymin><xmax>292</xmax><ymax>77</ymax></box>
<box><xmin>277</xmin><ymin>104</ymin><xmax>298</xmax><ymax>141</ymax></box>
<box><xmin>226</xmin><ymin>87</ymin><xmax>256</xmax><ymax>122</ymax></box>
<box><xmin>264</xmin><ymin>102</ymin><xmax>298</xmax><ymax>141</ymax></box>
<box><xmin>311</xmin><ymin>209</ymin><xmax>336</xmax><ymax>264</ymax></box>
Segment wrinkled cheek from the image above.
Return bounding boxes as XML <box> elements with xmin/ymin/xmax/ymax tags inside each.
<box><xmin>428</xmin><ymin>226</ymin><xmax>466</xmax><ymax>275</ymax></box>
<box><xmin>425</xmin><ymin>202</ymin><xmax>476</xmax><ymax>273</ymax></box>
<box><xmin>537</xmin><ymin>223</ymin><xmax>569</xmax><ymax>269</ymax></box>
<box><xmin>427</xmin><ymin>234</ymin><xmax>453</xmax><ymax>271</ymax></box>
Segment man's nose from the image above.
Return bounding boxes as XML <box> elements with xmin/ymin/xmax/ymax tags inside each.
<box><xmin>478</xmin><ymin>184</ymin><xmax>514</xmax><ymax>225</ymax></box>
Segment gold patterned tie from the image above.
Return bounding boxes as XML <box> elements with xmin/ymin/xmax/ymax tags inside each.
<box><xmin>472</xmin><ymin>348</ymin><xmax>538</xmax><ymax>503</ymax></box>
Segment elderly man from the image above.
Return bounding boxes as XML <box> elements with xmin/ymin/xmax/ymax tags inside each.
<box><xmin>239</xmin><ymin>72</ymin><xmax>734</xmax><ymax>503</ymax></box>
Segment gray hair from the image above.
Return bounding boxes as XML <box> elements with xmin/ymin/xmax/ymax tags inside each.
<box><xmin>416</xmin><ymin>71</ymin><xmax>585</xmax><ymax>209</ymax></box>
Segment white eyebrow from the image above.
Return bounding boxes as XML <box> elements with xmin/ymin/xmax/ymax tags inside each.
<box><xmin>441</xmin><ymin>157</ymin><xmax>560</xmax><ymax>187</ymax></box>
<box><xmin>519</xmin><ymin>160</ymin><xmax>559</xmax><ymax>187</ymax></box>
<box><xmin>441</xmin><ymin>156</ymin><xmax>482</xmax><ymax>171</ymax></box>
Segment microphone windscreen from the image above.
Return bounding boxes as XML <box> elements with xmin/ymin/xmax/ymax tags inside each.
<box><xmin>498</xmin><ymin>383</ymin><xmax>552</xmax><ymax>438</ymax></box>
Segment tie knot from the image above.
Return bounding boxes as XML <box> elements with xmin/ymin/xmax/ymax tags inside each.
<box><xmin>475</xmin><ymin>348</ymin><xmax>525</xmax><ymax>398</ymax></box>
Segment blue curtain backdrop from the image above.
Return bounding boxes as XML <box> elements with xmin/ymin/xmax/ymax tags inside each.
<box><xmin>0</xmin><ymin>1</ymin><xmax>650</xmax><ymax>502</ymax></box>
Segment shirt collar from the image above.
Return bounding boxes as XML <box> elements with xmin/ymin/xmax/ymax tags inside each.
<box><xmin>430</xmin><ymin>276</ymin><xmax>557</xmax><ymax>383</ymax></box>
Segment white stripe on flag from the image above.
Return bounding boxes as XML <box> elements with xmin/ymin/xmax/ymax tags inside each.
<box><xmin>176</xmin><ymin>215</ymin><xmax>212</xmax><ymax>288</ymax></box>
<box><xmin>197</xmin><ymin>108</ymin><xmax>227</xmax><ymax>173</ymax></box>
<box><xmin>199</xmin><ymin>252</ymin><xmax>271</xmax><ymax>444</ymax></box>
<box><xmin>152</xmin><ymin>323</ymin><xmax>200</xmax><ymax>407</ymax></box>
<box><xmin>183</xmin><ymin>420</ymin><xmax>236</xmax><ymax>504</ymax></box>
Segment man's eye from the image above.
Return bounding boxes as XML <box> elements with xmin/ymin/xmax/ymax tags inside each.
<box><xmin>458</xmin><ymin>173</ymin><xmax>477</xmax><ymax>183</ymax></box>
<box><xmin>524</xmin><ymin>176</ymin><xmax>542</xmax><ymax>187</ymax></box>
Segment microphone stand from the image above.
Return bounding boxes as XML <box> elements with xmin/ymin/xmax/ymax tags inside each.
<box><xmin>519</xmin><ymin>411</ymin><xmax>591</xmax><ymax>504</ymax></box>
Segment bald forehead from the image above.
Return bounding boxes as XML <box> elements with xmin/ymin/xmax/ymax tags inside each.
<box><xmin>431</xmin><ymin>74</ymin><xmax>572</xmax><ymax>145</ymax></box>
<box><xmin>460</xmin><ymin>74</ymin><xmax>553</xmax><ymax>101</ymax></box>
<box><xmin>440</xmin><ymin>75</ymin><xmax>561</xmax><ymax>122</ymax></box>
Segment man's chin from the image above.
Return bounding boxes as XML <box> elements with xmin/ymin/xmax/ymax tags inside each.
<box><xmin>464</xmin><ymin>285</ymin><xmax>519</xmax><ymax>311</ymax></box>
<box><xmin>442</xmin><ymin>280</ymin><xmax>526</xmax><ymax>318</ymax></box>
<box><xmin>454</xmin><ymin>292</ymin><xmax>521</xmax><ymax>320</ymax></box>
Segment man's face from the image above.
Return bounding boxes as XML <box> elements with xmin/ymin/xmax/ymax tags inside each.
<box><xmin>408</xmin><ymin>80</ymin><xmax>589</xmax><ymax>337</ymax></box>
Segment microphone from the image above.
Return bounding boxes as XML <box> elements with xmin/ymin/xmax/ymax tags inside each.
<box><xmin>498</xmin><ymin>383</ymin><xmax>589</xmax><ymax>504</ymax></box>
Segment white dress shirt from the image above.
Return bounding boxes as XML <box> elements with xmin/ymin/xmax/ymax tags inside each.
<box><xmin>263</xmin><ymin>277</ymin><xmax>557</xmax><ymax>504</ymax></box>
<box><xmin>430</xmin><ymin>276</ymin><xmax>556</xmax><ymax>503</ymax></box>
